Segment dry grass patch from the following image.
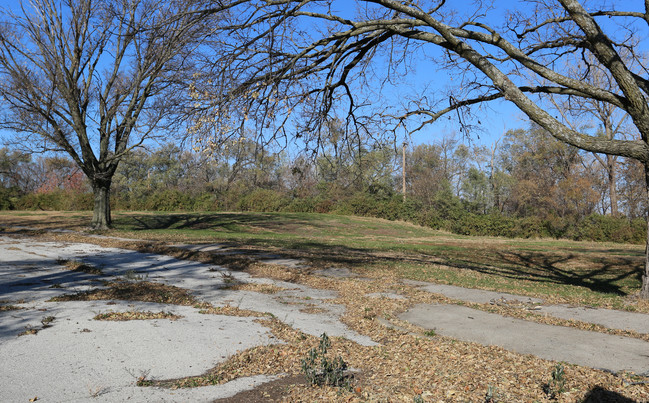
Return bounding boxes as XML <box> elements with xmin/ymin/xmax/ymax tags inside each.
<box><xmin>224</xmin><ymin>283</ymin><xmax>285</xmax><ymax>294</ymax></box>
<box><xmin>0</xmin><ymin>304</ymin><xmax>23</xmax><ymax>311</ymax></box>
<box><xmin>57</xmin><ymin>258</ymin><xmax>103</xmax><ymax>275</ymax></box>
<box><xmin>197</xmin><ymin>304</ymin><xmax>266</xmax><ymax>317</ymax></box>
<box><xmin>298</xmin><ymin>306</ymin><xmax>329</xmax><ymax>314</ymax></box>
<box><xmin>18</xmin><ymin>327</ymin><xmax>39</xmax><ymax>336</ymax></box>
<box><xmin>93</xmin><ymin>311</ymin><xmax>182</xmax><ymax>321</ymax></box>
<box><xmin>49</xmin><ymin>281</ymin><xmax>197</xmax><ymax>305</ymax></box>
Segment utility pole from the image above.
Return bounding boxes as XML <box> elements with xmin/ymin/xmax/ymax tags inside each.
<box><xmin>402</xmin><ymin>141</ymin><xmax>407</xmax><ymax>202</ymax></box>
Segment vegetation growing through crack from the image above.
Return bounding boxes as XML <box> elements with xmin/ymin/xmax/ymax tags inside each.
<box><xmin>0</xmin><ymin>304</ymin><xmax>23</xmax><ymax>311</ymax></box>
<box><xmin>18</xmin><ymin>315</ymin><xmax>56</xmax><ymax>336</ymax></box>
<box><xmin>301</xmin><ymin>333</ymin><xmax>351</xmax><ymax>390</ymax></box>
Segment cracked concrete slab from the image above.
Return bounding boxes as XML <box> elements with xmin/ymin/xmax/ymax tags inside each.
<box><xmin>400</xmin><ymin>303</ymin><xmax>649</xmax><ymax>374</ymax></box>
<box><xmin>536</xmin><ymin>304</ymin><xmax>649</xmax><ymax>335</ymax></box>
<box><xmin>404</xmin><ymin>279</ymin><xmax>649</xmax><ymax>336</ymax></box>
<box><xmin>402</xmin><ymin>280</ymin><xmax>544</xmax><ymax>304</ymax></box>
<box><xmin>0</xmin><ymin>235</ymin><xmax>373</xmax><ymax>402</ymax></box>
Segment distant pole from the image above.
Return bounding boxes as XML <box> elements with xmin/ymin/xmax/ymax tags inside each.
<box><xmin>402</xmin><ymin>141</ymin><xmax>407</xmax><ymax>202</ymax></box>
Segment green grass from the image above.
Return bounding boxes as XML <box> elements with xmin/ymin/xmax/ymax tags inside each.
<box><xmin>107</xmin><ymin>212</ymin><xmax>646</xmax><ymax>306</ymax></box>
<box><xmin>1</xmin><ymin>210</ymin><xmax>645</xmax><ymax>310</ymax></box>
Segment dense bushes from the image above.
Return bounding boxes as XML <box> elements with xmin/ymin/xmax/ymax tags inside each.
<box><xmin>12</xmin><ymin>190</ymin><xmax>93</xmax><ymax>211</ymax></box>
<box><xmin>237</xmin><ymin>188</ymin><xmax>291</xmax><ymax>212</ymax></box>
<box><xmin>0</xmin><ymin>187</ymin><xmax>22</xmax><ymax>210</ymax></box>
<box><xmin>571</xmin><ymin>214</ymin><xmax>646</xmax><ymax>244</ymax></box>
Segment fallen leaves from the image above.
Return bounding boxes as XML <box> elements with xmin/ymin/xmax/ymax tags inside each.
<box><xmin>197</xmin><ymin>304</ymin><xmax>265</xmax><ymax>317</ymax></box>
<box><xmin>93</xmin><ymin>310</ymin><xmax>182</xmax><ymax>321</ymax></box>
<box><xmin>225</xmin><ymin>283</ymin><xmax>286</xmax><ymax>294</ymax></box>
<box><xmin>56</xmin><ymin>258</ymin><xmax>103</xmax><ymax>275</ymax></box>
<box><xmin>0</xmin><ymin>304</ymin><xmax>23</xmax><ymax>311</ymax></box>
<box><xmin>49</xmin><ymin>280</ymin><xmax>198</xmax><ymax>305</ymax></box>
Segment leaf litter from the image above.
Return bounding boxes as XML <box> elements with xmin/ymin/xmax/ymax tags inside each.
<box><xmin>11</xmin><ymin>230</ymin><xmax>649</xmax><ymax>401</ymax></box>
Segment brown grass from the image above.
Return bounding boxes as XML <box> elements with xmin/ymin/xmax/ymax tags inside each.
<box><xmin>57</xmin><ymin>259</ymin><xmax>103</xmax><ymax>275</ymax></box>
<box><xmin>93</xmin><ymin>311</ymin><xmax>182</xmax><ymax>321</ymax></box>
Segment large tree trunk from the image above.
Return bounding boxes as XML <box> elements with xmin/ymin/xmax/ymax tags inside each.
<box><xmin>607</xmin><ymin>155</ymin><xmax>618</xmax><ymax>216</ymax></box>
<box><xmin>642</xmin><ymin>164</ymin><xmax>649</xmax><ymax>299</ymax></box>
<box><xmin>91</xmin><ymin>180</ymin><xmax>112</xmax><ymax>230</ymax></box>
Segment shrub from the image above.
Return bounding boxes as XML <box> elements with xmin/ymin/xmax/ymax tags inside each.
<box><xmin>574</xmin><ymin>214</ymin><xmax>645</xmax><ymax>244</ymax></box>
<box><xmin>284</xmin><ymin>196</ymin><xmax>317</xmax><ymax>213</ymax></box>
<box><xmin>143</xmin><ymin>189</ymin><xmax>193</xmax><ymax>211</ymax></box>
<box><xmin>14</xmin><ymin>190</ymin><xmax>92</xmax><ymax>211</ymax></box>
<box><xmin>237</xmin><ymin>188</ymin><xmax>290</xmax><ymax>212</ymax></box>
<box><xmin>0</xmin><ymin>186</ymin><xmax>21</xmax><ymax>210</ymax></box>
<box><xmin>191</xmin><ymin>192</ymin><xmax>219</xmax><ymax>211</ymax></box>
<box><xmin>301</xmin><ymin>333</ymin><xmax>350</xmax><ymax>389</ymax></box>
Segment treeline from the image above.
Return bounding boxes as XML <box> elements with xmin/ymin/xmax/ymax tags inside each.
<box><xmin>1</xmin><ymin>124</ymin><xmax>646</xmax><ymax>243</ymax></box>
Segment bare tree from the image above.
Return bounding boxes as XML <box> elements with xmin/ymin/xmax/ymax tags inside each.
<box><xmin>197</xmin><ymin>0</ymin><xmax>649</xmax><ymax>298</ymax></box>
<box><xmin>0</xmin><ymin>0</ymin><xmax>232</xmax><ymax>229</ymax></box>
<box><xmin>548</xmin><ymin>56</ymin><xmax>633</xmax><ymax>216</ymax></box>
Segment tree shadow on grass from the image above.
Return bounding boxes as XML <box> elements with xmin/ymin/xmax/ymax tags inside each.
<box><xmin>492</xmin><ymin>251</ymin><xmax>639</xmax><ymax>296</ymax></box>
<box><xmin>247</xmin><ymin>238</ymin><xmax>643</xmax><ymax>297</ymax></box>
<box><xmin>120</xmin><ymin>212</ymin><xmax>319</xmax><ymax>233</ymax></box>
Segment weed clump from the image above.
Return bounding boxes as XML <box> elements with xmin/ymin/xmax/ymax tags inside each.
<box><xmin>543</xmin><ymin>363</ymin><xmax>566</xmax><ymax>399</ymax></box>
<box><xmin>301</xmin><ymin>333</ymin><xmax>350</xmax><ymax>389</ymax></box>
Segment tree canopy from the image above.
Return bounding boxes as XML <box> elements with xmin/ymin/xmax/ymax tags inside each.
<box><xmin>0</xmin><ymin>0</ymin><xmax>232</xmax><ymax>228</ymax></box>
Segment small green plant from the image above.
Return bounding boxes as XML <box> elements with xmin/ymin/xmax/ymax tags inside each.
<box><xmin>128</xmin><ymin>369</ymin><xmax>153</xmax><ymax>387</ymax></box>
<box><xmin>543</xmin><ymin>363</ymin><xmax>566</xmax><ymax>399</ymax></box>
<box><xmin>484</xmin><ymin>385</ymin><xmax>499</xmax><ymax>402</ymax></box>
<box><xmin>301</xmin><ymin>333</ymin><xmax>350</xmax><ymax>389</ymax></box>
<box><xmin>41</xmin><ymin>316</ymin><xmax>55</xmax><ymax>328</ymax></box>
<box><xmin>413</xmin><ymin>394</ymin><xmax>425</xmax><ymax>403</ymax></box>
<box><xmin>363</xmin><ymin>307</ymin><xmax>376</xmax><ymax>320</ymax></box>
<box><xmin>220</xmin><ymin>271</ymin><xmax>236</xmax><ymax>284</ymax></box>
<box><xmin>423</xmin><ymin>329</ymin><xmax>436</xmax><ymax>337</ymax></box>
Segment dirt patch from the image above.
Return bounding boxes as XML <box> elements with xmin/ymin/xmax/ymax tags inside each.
<box><xmin>213</xmin><ymin>374</ymin><xmax>307</xmax><ymax>403</ymax></box>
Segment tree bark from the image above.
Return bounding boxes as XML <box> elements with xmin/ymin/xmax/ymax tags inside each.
<box><xmin>608</xmin><ymin>155</ymin><xmax>619</xmax><ymax>216</ymax></box>
<box><xmin>642</xmin><ymin>163</ymin><xmax>649</xmax><ymax>299</ymax></box>
<box><xmin>91</xmin><ymin>180</ymin><xmax>112</xmax><ymax>230</ymax></box>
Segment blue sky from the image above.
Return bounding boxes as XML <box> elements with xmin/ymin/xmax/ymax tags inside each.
<box><xmin>313</xmin><ymin>0</ymin><xmax>649</xmax><ymax>150</ymax></box>
<box><xmin>2</xmin><ymin>0</ymin><xmax>648</xmax><ymax>156</ymax></box>
<box><xmin>298</xmin><ymin>0</ymin><xmax>536</xmax><ymax>148</ymax></box>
